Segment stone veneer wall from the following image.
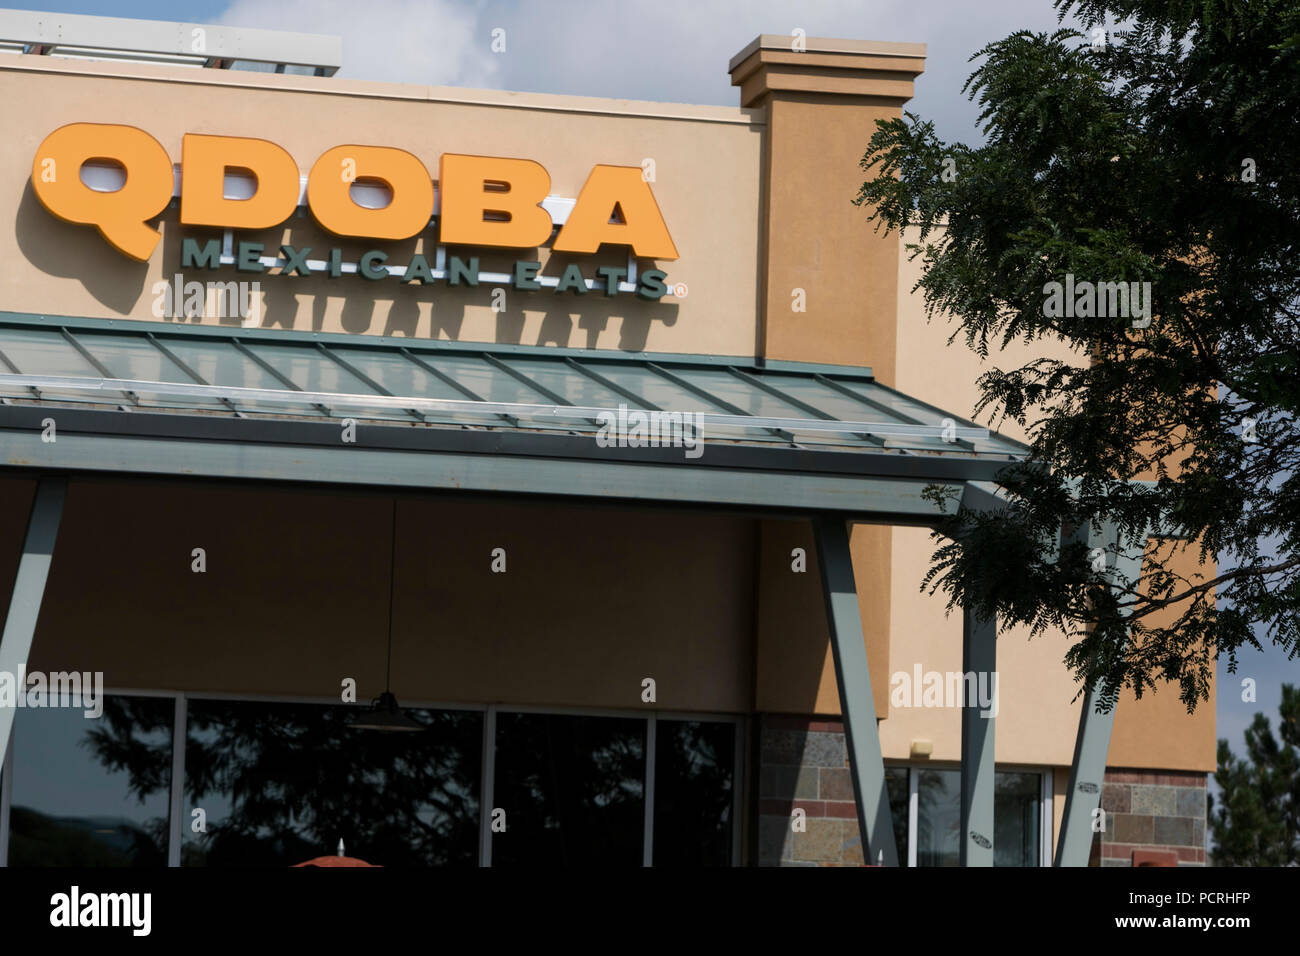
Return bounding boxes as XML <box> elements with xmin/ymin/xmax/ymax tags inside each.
<box><xmin>756</xmin><ymin>715</ymin><xmax>865</xmax><ymax>866</ymax></box>
<box><xmin>755</xmin><ymin>719</ymin><xmax>1209</xmax><ymax>867</ymax></box>
<box><xmin>1096</xmin><ymin>768</ymin><xmax>1208</xmax><ymax>866</ymax></box>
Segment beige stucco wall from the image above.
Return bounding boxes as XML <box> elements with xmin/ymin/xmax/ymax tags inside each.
<box><xmin>19</xmin><ymin>479</ymin><xmax>756</xmax><ymax>714</ymax></box>
<box><xmin>0</xmin><ymin>57</ymin><xmax>762</xmax><ymax>357</ymax></box>
<box><xmin>757</xmin><ymin>94</ymin><xmax>901</xmax><ymax>381</ymax></box>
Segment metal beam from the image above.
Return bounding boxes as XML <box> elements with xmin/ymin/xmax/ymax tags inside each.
<box><xmin>0</xmin><ymin>478</ymin><xmax>67</xmax><ymax>768</ymax></box>
<box><xmin>0</xmin><ymin>8</ymin><xmax>342</xmax><ymax>73</ymax></box>
<box><xmin>960</xmin><ymin>607</ymin><xmax>997</xmax><ymax>866</ymax></box>
<box><xmin>957</xmin><ymin>480</ymin><xmax>1006</xmax><ymax>866</ymax></box>
<box><xmin>0</xmin><ymin>426</ymin><xmax>962</xmax><ymax>520</ymax></box>
<box><xmin>0</xmin><ymin>403</ymin><xmax>1019</xmax><ymax>484</ymax></box>
<box><xmin>1055</xmin><ymin>519</ymin><xmax>1148</xmax><ymax>866</ymax></box>
<box><xmin>813</xmin><ymin>515</ymin><xmax>899</xmax><ymax>867</ymax></box>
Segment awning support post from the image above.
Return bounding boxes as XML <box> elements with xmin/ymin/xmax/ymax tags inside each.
<box><xmin>955</xmin><ymin>482</ymin><xmax>1007</xmax><ymax>867</ymax></box>
<box><xmin>0</xmin><ymin>478</ymin><xmax>67</xmax><ymax>768</ymax></box>
<box><xmin>813</xmin><ymin>514</ymin><xmax>899</xmax><ymax>867</ymax></box>
<box><xmin>1055</xmin><ymin>519</ymin><xmax>1148</xmax><ymax>867</ymax></box>
<box><xmin>960</xmin><ymin>605</ymin><xmax>998</xmax><ymax>865</ymax></box>
<box><xmin>1054</xmin><ymin>679</ymin><xmax>1119</xmax><ymax>867</ymax></box>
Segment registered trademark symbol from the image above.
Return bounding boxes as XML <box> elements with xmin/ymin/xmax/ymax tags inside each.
<box><xmin>672</xmin><ymin>281</ymin><xmax>688</xmax><ymax>298</ymax></box>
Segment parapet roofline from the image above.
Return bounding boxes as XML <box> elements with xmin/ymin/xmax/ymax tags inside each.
<box><xmin>727</xmin><ymin>35</ymin><xmax>926</xmax><ymax>74</ymax></box>
<box><xmin>0</xmin><ymin>54</ymin><xmax>761</xmax><ymax>126</ymax></box>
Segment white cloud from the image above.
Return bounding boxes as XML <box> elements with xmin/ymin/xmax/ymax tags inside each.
<box><xmin>214</xmin><ymin>0</ymin><xmax>1076</xmax><ymax>145</ymax></box>
<box><xmin>217</xmin><ymin>0</ymin><xmax>501</xmax><ymax>88</ymax></box>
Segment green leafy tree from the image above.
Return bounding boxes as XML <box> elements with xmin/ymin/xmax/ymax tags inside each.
<box><xmin>1209</xmin><ymin>683</ymin><xmax>1300</xmax><ymax>865</ymax></box>
<box><xmin>857</xmin><ymin>0</ymin><xmax>1300</xmax><ymax>711</ymax></box>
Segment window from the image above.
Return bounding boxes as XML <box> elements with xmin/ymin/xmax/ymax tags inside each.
<box><xmin>0</xmin><ymin>696</ymin><xmax>741</xmax><ymax>867</ymax></box>
<box><xmin>183</xmin><ymin>700</ymin><xmax>482</xmax><ymax>866</ymax></box>
<box><xmin>888</xmin><ymin>766</ymin><xmax>1050</xmax><ymax>867</ymax></box>
<box><xmin>491</xmin><ymin>712</ymin><xmax>645</xmax><ymax>866</ymax></box>
<box><xmin>916</xmin><ymin>768</ymin><xmax>962</xmax><ymax>866</ymax></box>
<box><xmin>652</xmin><ymin>719</ymin><xmax>736</xmax><ymax>866</ymax></box>
<box><xmin>994</xmin><ymin>772</ymin><xmax>1042</xmax><ymax>867</ymax></box>
<box><xmin>885</xmin><ymin>765</ymin><xmax>910</xmax><ymax>860</ymax></box>
<box><xmin>5</xmin><ymin>695</ymin><xmax>173</xmax><ymax>866</ymax></box>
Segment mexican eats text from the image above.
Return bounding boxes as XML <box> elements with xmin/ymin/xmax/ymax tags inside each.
<box><xmin>31</xmin><ymin>124</ymin><xmax>680</xmax><ymax>298</ymax></box>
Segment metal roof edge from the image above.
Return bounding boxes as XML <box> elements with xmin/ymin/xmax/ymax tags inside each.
<box><xmin>0</xmin><ymin>402</ymin><xmax>1025</xmax><ymax>485</ymax></box>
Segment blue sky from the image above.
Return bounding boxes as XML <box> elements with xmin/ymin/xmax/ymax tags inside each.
<box><xmin>12</xmin><ymin>0</ymin><xmax>1296</xmax><ymax>759</ymax></box>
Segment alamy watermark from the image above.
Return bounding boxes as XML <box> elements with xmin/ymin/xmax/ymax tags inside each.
<box><xmin>595</xmin><ymin>404</ymin><xmax>705</xmax><ymax>459</ymax></box>
<box><xmin>151</xmin><ymin>273</ymin><xmax>261</xmax><ymax>324</ymax></box>
<box><xmin>890</xmin><ymin>665</ymin><xmax>999</xmax><ymax>718</ymax></box>
<box><xmin>0</xmin><ymin>665</ymin><xmax>103</xmax><ymax>717</ymax></box>
<box><xmin>1043</xmin><ymin>273</ymin><xmax>1152</xmax><ymax>328</ymax></box>
<box><xmin>50</xmin><ymin>886</ymin><xmax>150</xmax><ymax>936</ymax></box>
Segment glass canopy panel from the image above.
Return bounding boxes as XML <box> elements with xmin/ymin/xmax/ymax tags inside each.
<box><xmin>67</xmin><ymin>331</ymin><xmax>231</xmax><ymax>411</ymax></box>
<box><xmin>562</xmin><ymin>360</ymin><xmax>774</xmax><ymax>442</ymax></box>
<box><xmin>576</xmin><ymin>361</ymin><xmax>731</xmax><ymax>415</ymax></box>
<box><xmin>660</xmin><ymin>366</ymin><xmax>822</xmax><ymax>419</ymax></box>
<box><xmin>0</xmin><ymin>326</ymin><xmax>126</xmax><ymax>406</ymax></box>
<box><xmin>654</xmin><ymin>366</ymin><xmax>888</xmax><ymax>446</ymax></box>
<box><xmin>240</xmin><ymin>341</ymin><xmax>374</xmax><ymax>394</ymax></box>
<box><xmin>320</xmin><ymin>346</ymin><xmax>503</xmax><ymax>427</ymax></box>
<box><xmin>852</xmin><ymin>383</ymin><xmax>1024</xmax><ymax>456</ymax></box>
<box><xmin>493</xmin><ymin>356</ymin><xmax>628</xmax><ymax>410</ymax></box>
<box><xmin>154</xmin><ymin>338</ymin><xmax>328</xmax><ymax>417</ymax></box>
<box><xmin>421</xmin><ymin>354</ymin><xmax>555</xmax><ymax>407</ymax></box>
<box><xmin>238</xmin><ymin>340</ymin><xmax>416</xmax><ymax>422</ymax></box>
<box><xmin>779</xmin><ymin>376</ymin><xmax>1017</xmax><ymax>455</ymax></box>
<box><xmin>765</xmin><ymin>374</ymin><xmax>907</xmax><ymax>423</ymax></box>
<box><xmin>747</xmin><ymin>375</ymin><xmax>934</xmax><ymax>448</ymax></box>
<box><xmin>832</xmin><ymin>379</ymin><xmax>989</xmax><ymax>448</ymax></box>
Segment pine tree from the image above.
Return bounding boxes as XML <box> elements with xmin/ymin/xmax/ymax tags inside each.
<box><xmin>1209</xmin><ymin>684</ymin><xmax>1300</xmax><ymax>865</ymax></box>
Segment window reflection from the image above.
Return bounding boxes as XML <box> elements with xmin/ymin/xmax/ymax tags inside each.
<box><xmin>916</xmin><ymin>769</ymin><xmax>962</xmax><ymax>867</ymax></box>
<box><xmin>8</xmin><ymin>695</ymin><xmax>172</xmax><ymax>866</ymax></box>
<box><xmin>910</xmin><ymin>768</ymin><xmax>1042</xmax><ymax>867</ymax></box>
<box><xmin>886</xmin><ymin>766</ymin><xmax>910</xmax><ymax>859</ymax></box>
<box><xmin>652</xmin><ymin>719</ymin><xmax>734</xmax><ymax>866</ymax></box>
<box><xmin>182</xmin><ymin>700</ymin><xmax>481</xmax><ymax>866</ymax></box>
<box><xmin>492</xmin><ymin>712</ymin><xmax>645</xmax><ymax>866</ymax></box>
<box><xmin>3</xmin><ymin>698</ymin><xmax>744</xmax><ymax>868</ymax></box>
<box><xmin>994</xmin><ymin>771</ymin><xmax>1041</xmax><ymax>866</ymax></box>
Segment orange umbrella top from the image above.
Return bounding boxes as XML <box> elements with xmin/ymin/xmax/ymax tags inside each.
<box><xmin>292</xmin><ymin>856</ymin><xmax>379</xmax><ymax>867</ymax></box>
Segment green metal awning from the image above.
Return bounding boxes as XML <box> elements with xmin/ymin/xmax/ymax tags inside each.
<box><xmin>0</xmin><ymin>312</ymin><xmax>1025</xmax><ymax>455</ymax></box>
<box><xmin>0</xmin><ymin>311</ymin><xmax>1027</xmax><ymax>517</ymax></box>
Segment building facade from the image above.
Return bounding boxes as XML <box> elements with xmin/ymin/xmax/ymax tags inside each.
<box><xmin>0</xmin><ymin>14</ymin><xmax>1214</xmax><ymax>867</ymax></box>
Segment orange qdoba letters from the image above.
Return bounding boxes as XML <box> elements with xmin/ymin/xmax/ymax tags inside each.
<box><xmin>307</xmin><ymin>145</ymin><xmax>434</xmax><ymax>241</ymax></box>
<box><xmin>438</xmin><ymin>154</ymin><xmax>553</xmax><ymax>249</ymax></box>
<box><xmin>553</xmin><ymin>165</ymin><xmax>678</xmax><ymax>261</ymax></box>
<box><xmin>181</xmin><ymin>134</ymin><xmax>300</xmax><ymax>231</ymax></box>
<box><xmin>32</xmin><ymin>123</ymin><xmax>173</xmax><ymax>261</ymax></box>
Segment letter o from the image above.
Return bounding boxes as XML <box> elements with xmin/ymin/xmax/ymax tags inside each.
<box><xmin>307</xmin><ymin>145</ymin><xmax>433</xmax><ymax>240</ymax></box>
